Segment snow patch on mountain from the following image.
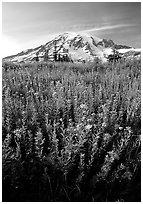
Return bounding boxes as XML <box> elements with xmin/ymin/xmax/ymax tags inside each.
<box><xmin>118</xmin><ymin>48</ymin><xmax>141</xmax><ymax>54</ymax></box>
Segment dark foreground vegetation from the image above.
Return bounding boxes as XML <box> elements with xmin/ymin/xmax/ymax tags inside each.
<box><xmin>2</xmin><ymin>60</ymin><xmax>141</xmax><ymax>201</ymax></box>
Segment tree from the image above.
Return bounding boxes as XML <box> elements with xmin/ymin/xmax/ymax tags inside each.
<box><xmin>44</xmin><ymin>50</ymin><xmax>49</xmax><ymax>62</ymax></box>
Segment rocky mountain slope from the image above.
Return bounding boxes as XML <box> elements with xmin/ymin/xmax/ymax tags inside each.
<box><xmin>3</xmin><ymin>32</ymin><xmax>141</xmax><ymax>63</ymax></box>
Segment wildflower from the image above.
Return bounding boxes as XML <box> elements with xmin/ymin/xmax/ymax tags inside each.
<box><xmin>76</xmin><ymin>123</ymin><xmax>82</xmax><ymax>130</ymax></box>
<box><xmin>102</xmin><ymin>122</ymin><xmax>107</xmax><ymax>128</ymax></box>
<box><xmin>68</xmin><ymin>119</ymin><xmax>73</xmax><ymax>123</ymax></box>
<box><xmin>67</xmin><ymin>99</ymin><xmax>71</xmax><ymax>104</ymax></box>
<box><xmin>85</xmin><ymin>124</ymin><xmax>92</xmax><ymax>130</ymax></box>
<box><xmin>91</xmin><ymin>113</ymin><xmax>95</xmax><ymax>116</ymax></box>
<box><xmin>52</xmin><ymin>91</ymin><xmax>57</xmax><ymax>97</ymax></box>
<box><xmin>80</xmin><ymin>104</ymin><xmax>88</xmax><ymax>109</ymax></box>
<box><xmin>76</xmin><ymin>124</ymin><xmax>80</xmax><ymax>130</ymax></box>
<box><xmin>120</xmin><ymin>163</ymin><xmax>125</xmax><ymax>169</ymax></box>
<box><xmin>125</xmin><ymin>126</ymin><xmax>131</xmax><ymax>131</ymax></box>
<box><xmin>118</xmin><ymin>126</ymin><xmax>123</xmax><ymax>130</ymax></box>
<box><xmin>122</xmin><ymin>171</ymin><xmax>132</xmax><ymax>180</ymax></box>
<box><xmin>87</xmin><ymin>118</ymin><xmax>92</xmax><ymax>122</ymax></box>
<box><xmin>81</xmin><ymin>116</ymin><xmax>86</xmax><ymax>121</ymax></box>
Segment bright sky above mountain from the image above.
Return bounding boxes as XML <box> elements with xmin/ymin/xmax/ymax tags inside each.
<box><xmin>2</xmin><ymin>2</ymin><xmax>141</xmax><ymax>57</ymax></box>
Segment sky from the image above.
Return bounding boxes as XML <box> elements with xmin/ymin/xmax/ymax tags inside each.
<box><xmin>2</xmin><ymin>2</ymin><xmax>141</xmax><ymax>57</ymax></box>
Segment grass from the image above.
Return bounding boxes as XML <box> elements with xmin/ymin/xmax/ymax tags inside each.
<box><xmin>2</xmin><ymin>59</ymin><xmax>141</xmax><ymax>201</ymax></box>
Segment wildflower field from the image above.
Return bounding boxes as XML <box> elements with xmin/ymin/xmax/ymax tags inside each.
<box><xmin>2</xmin><ymin>59</ymin><xmax>141</xmax><ymax>201</ymax></box>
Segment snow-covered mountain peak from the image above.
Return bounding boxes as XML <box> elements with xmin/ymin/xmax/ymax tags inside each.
<box><xmin>3</xmin><ymin>32</ymin><xmax>140</xmax><ymax>63</ymax></box>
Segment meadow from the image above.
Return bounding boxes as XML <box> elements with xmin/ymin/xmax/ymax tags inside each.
<box><xmin>2</xmin><ymin>59</ymin><xmax>141</xmax><ymax>201</ymax></box>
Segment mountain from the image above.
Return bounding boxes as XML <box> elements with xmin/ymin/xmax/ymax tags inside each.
<box><xmin>3</xmin><ymin>32</ymin><xmax>141</xmax><ymax>63</ymax></box>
